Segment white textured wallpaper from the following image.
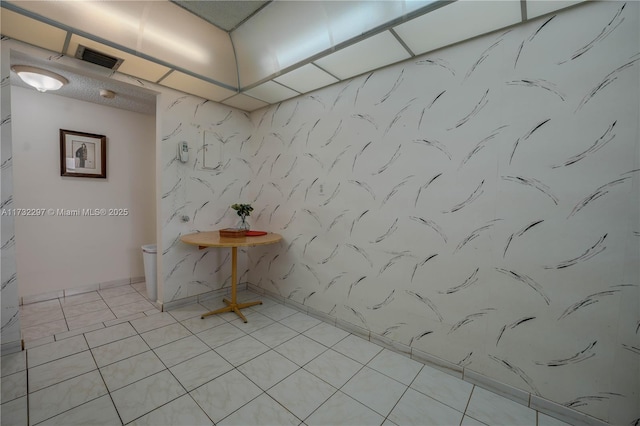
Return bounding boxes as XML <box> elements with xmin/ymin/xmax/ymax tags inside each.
<box><xmin>157</xmin><ymin>2</ymin><xmax>639</xmax><ymax>424</ymax></box>
<box><xmin>240</xmin><ymin>2</ymin><xmax>639</xmax><ymax>424</ymax></box>
<box><xmin>160</xmin><ymin>93</ymin><xmax>253</xmax><ymax>302</ymax></box>
<box><xmin>1</xmin><ymin>41</ymin><xmax>21</xmax><ymax>354</ymax></box>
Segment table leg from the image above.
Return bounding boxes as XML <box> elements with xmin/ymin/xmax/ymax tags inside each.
<box><xmin>201</xmin><ymin>246</ymin><xmax>262</xmax><ymax>322</ymax></box>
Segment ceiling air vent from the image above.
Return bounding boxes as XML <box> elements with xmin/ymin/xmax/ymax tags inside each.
<box><xmin>75</xmin><ymin>46</ymin><xmax>123</xmax><ymax>70</ymax></box>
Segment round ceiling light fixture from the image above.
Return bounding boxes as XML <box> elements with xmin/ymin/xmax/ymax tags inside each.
<box><xmin>100</xmin><ymin>89</ymin><xmax>116</xmax><ymax>99</ymax></box>
<box><xmin>11</xmin><ymin>65</ymin><xmax>68</xmax><ymax>92</ymax></box>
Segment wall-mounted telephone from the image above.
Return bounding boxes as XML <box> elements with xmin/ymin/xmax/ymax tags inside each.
<box><xmin>178</xmin><ymin>142</ymin><xmax>189</xmax><ymax>163</ymax></box>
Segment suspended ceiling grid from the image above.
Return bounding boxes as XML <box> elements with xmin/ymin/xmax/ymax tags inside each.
<box><xmin>1</xmin><ymin>0</ymin><xmax>586</xmax><ymax>113</ymax></box>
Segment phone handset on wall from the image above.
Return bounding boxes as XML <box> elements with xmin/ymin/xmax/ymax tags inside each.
<box><xmin>178</xmin><ymin>142</ymin><xmax>189</xmax><ymax>163</ymax></box>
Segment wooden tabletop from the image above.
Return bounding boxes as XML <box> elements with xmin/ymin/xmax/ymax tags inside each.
<box><xmin>181</xmin><ymin>231</ymin><xmax>283</xmax><ymax>248</ymax></box>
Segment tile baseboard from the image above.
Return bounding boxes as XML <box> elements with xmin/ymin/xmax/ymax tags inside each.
<box><xmin>336</xmin><ymin>319</ymin><xmax>370</xmax><ymax>340</ymax></box>
<box><xmin>370</xmin><ymin>332</ymin><xmax>411</xmax><ymax>356</ymax></box>
<box><xmin>21</xmin><ymin>290</ymin><xmax>64</xmax><ymax>306</ymax></box>
<box><xmin>1</xmin><ymin>339</ymin><xmax>22</xmax><ymax>356</ymax></box>
<box><xmin>306</xmin><ymin>307</ymin><xmax>337</xmax><ymax>325</ymax></box>
<box><xmin>153</xmin><ymin>283</ymin><xmax>613</xmax><ymax>426</ymax></box>
<box><xmin>530</xmin><ymin>394</ymin><xmax>609</xmax><ymax>426</ymax></box>
<box><xmin>98</xmin><ymin>278</ymin><xmax>131</xmax><ymax>290</ymax></box>
<box><xmin>20</xmin><ymin>276</ymin><xmax>148</xmax><ymax>306</ymax></box>
<box><xmin>162</xmin><ymin>285</ymin><xmax>239</xmax><ymax>312</ymax></box>
<box><xmin>410</xmin><ymin>348</ymin><xmax>463</xmax><ymax>379</ymax></box>
<box><xmin>463</xmin><ymin>368</ymin><xmax>531</xmax><ymax>407</ymax></box>
<box><xmin>250</xmin><ymin>283</ymin><xmax>611</xmax><ymax>426</ymax></box>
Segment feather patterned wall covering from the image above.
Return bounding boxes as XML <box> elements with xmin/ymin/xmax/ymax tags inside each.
<box><xmin>240</xmin><ymin>2</ymin><xmax>639</xmax><ymax>424</ymax></box>
<box><xmin>160</xmin><ymin>93</ymin><xmax>253</xmax><ymax>303</ymax></box>
<box><xmin>1</xmin><ymin>42</ymin><xmax>21</xmax><ymax>354</ymax></box>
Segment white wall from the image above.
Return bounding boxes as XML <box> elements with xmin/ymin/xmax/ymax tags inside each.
<box><xmin>11</xmin><ymin>86</ymin><xmax>155</xmax><ymax>297</ymax></box>
<box><xmin>243</xmin><ymin>2</ymin><xmax>639</xmax><ymax>424</ymax></box>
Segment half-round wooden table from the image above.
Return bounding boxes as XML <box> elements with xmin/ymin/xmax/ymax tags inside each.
<box><xmin>181</xmin><ymin>231</ymin><xmax>282</xmax><ymax>322</ymax></box>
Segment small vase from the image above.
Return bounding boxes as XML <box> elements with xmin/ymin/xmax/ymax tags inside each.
<box><xmin>237</xmin><ymin>216</ymin><xmax>250</xmax><ymax>231</ymax></box>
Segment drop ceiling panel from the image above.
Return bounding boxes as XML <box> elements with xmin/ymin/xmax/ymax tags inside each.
<box><xmin>67</xmin><ymin>36</ymin><xmax>170</xmax><ymax>83</ymax></box>
<box><xmin>171</xmin><ymin>0</ymin><xmax>269</xmax><ymax>32</ymax></box>
<box><xmin>322</xmin><ymin>0</ymin><xmax>434</xmax><ymax>46</ymax></box>
<box><xmin>0</xmin><ymin>8</ymin><xmax>67</xmax><ymax>53</ymax></box>
<box><xmin>221</xmin><ymin>93</ymin><xmax>269</xmax><ymax>112</ymax></box>
<box><xmin>526</xmin><ymin>1</ymin><xmax>587</xmax><ymax>19</ymax></box>
<box><xmin>161</xmin><ymin>71</ymin><xmax>237</xmax><ymax>102</ymax></box>
<box><xmin>5</xmin><ymin>1</ymin><xmax>238</xmax><ymax>88</ymax></box>
<box><xmin>243</xmin><ymin>81</ymin><xmax>300</xmax><ymax>104</ymax></box>
<box><xmin>233</xmin><ymin>0</ymin><xmax>434</xmax><ymax>88</ymax></box>
<box><xmin>394</xmin><ymin>0</ymin><xmax>522</xmax><ymax>56</ymax></box>
<box><xmin>274</xmin><ymin>64</ymin><xmax>339</xmax><ymax>94</ymax></box>
<box><xmin>140</xmin><ymin>2</ymin><xmax>238</xmax><ymax>88</ymax></box>
<box><xmin>233</xmin><ymin>1</ymin><xmax>332</xmax><ymax>88</ymax></box>
<box><xmin>7</xmin><ymin>1</ymin><xmax>146</xmax><ymax>51</ymax></box>
<box><xmin>314</xmin><ymin>31</ymin><xmax>411</xmax><ymax>80</ymax></box>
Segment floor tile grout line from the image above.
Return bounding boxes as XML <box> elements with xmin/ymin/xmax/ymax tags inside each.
<box><xmin>84</xmin><ymin>333</ymin><xmax>126</xmax><ymax>426</ymax></box>
<box><xmin>25</xmin><ymin>350</ymin><xmax>99</xmax><ymax>395</ymax></box>
<box><xmin>133</xmin><ymin>339</ymin><xmax>218</xmax><ymax>426</ymax></box>
<box><xmin>263</xmin><ymin>392</ymin><xmax>305</xmax><ymax>424</ymax></box>
<box><xmin>181</xmin><ymin>386</ymin><xmax>220</xmax><ymax>425</ymax></box>
<box><xmin>204</xmin><ymin>312</ymin><xmax>341</xmax><ymax>421</ymax></box>
<box><xmin>25</xmin><ymin>304</ymin><xmax>377</xmax><ymax>426</ymax></box>
<box><xmin>19</xmin><ymin>289</ymin><xmax>573</xmax><ymax>426</ymax></box>
<box><xmin>25</xmin><ymin>348</ymin><xmax>31</xmax><ymax>426</ymax></box>
<box><xmin>178</xmin><ymin>298</ymin><xmax>424</xmax><ymax>421</ymax></box>
<box><xmin>215</xmin><ymin>384</ymin><xmax>295</xmax><ymax>425</ymax></box>
<box><xmin>285</xmin><ymin>327</ymin><xmax>380</xmax><ymax>421</ymax></box>
<box><xmin>174</xmin><ymin>319</ymin><xmax>281</xmax><ymax>425</ymax></box>
<box><xmin>381</xmin><ymin>376</ymin><xmax>412</xmax><ymax>423</ymax></box>
<box><xmin>26</xmin><ymin>333</ymin><xmax>108</xmax><ymax>425</ymax></box>
<box><xmin>100</xmin><ymin>286</ymin><xmax>141</xmax><ymax>322</ymax></box>
<box><xmin>121</xmin><ymin>389</ymin><xmax>187</xmax><ymax>425</ymax></box>
<box><xmin>19</xmin><ymin>299</ymin><xmax>66</xmax><ymax>332</ymax></box>
<box><xmin>93</xmin><ymin>339</ymin><xmax>153</xmax><ymax>370</ymax></box>
<box><xmin>56</xmin><ymin>290</ymin><xmax>117</xmax><ymax>338</ymax></box>
<box><xmin>64</xmin><ymin>318</ymin><xmax>195</xmax><ymax>425</ymax></box>
<box><xmin>301</xmin><ymin>347</ymin><xmax>371</xmax><ymax>421</ymax></box>
<box><xmin>463</xmin><ymin>385</ymin><xmax>477</xmax><ymax>423</ymax></box>
<box><xmin>226</xmin><ymin>332</ymin><xmax>338</xmax><ymax>426</ymax></box>
<box><xmin>398</xmin><ymin>363</ymin><xmax>475</xmax><ymax>419</ymax></box>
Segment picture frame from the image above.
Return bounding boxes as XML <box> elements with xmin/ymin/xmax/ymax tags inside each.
<box><xmin>60</xmin><ymin>129</ymin><xmax>106</xmax><ymax>178</ymax></box>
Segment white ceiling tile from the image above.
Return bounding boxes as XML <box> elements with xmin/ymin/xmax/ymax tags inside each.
<box><xmin>0</xmin><ymin>9</ymin><xmax>67</xmax><ymax>53</ymax></box>
<box><xmin>314</xmin><ymin>31</ymin><xmax>411</xmax><ymax>80</ymax></box>
<box><xmin>221</xmin><ymin>94</ymin><xmax>269</xmax><ymax>112</ymax></box>
<box><xmin>394</xmin><ymin>0</ymin><xmax>522</xmax><ymax>56</ymax></box>
<box><xmin>67</xmin><ymin>36</ymin><xmax>171</xmax><ymax>83</ymax></box>
<box><xmin>141</xmin><ymin>2</ymin><xmax>238</xmax><ymax>88</ymax></box>
<box><xmin>232</xmin><ymin>0</ymin><xmax>434</xmax><ymax>87</ymax></box>
<box><xmin>161</xmin><ymin>71</ymin><xmax>237</xmax><ymax>102</ymax></box>
<box><xmin>171</xmin><ymin>0</ymin><xmax>269</xmax><ymax>32</ymax></box>
<box><xmin>243</xmin><ymin>81</ymin><xmax>300</xmax><ymax>104</ymax></box>
<box><xmin>526</xmin><ymin>1</ymin><xmax>587</xmax><ymax>20</ymax></box>
<box><xmin>273</xmin><ymin>64</ymin><xmax>339</xmax><ymax>94</ymax></box>
<box><xmin>8</xmin><ymin>1</ymin><xmax>238</xmax><ymax>88</ymax></box>
<box><xmin>10</xmin><ymin>1</ymin><xmax>146</xmax><ymax>53</ymax></box>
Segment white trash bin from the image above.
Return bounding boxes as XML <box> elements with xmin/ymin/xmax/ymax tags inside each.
<box><xmin>142</xmin><ymin>244</ymin><xmax>157</xmax><ymax>301</ymax></box>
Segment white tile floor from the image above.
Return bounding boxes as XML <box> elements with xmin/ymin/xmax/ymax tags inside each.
<box><xmin>1</xmin><ymin>284</ymin><xmax>574</xmax><ymax>426</ymax></box>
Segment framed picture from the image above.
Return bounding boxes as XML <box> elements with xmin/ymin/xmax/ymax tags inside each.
<box><xmin>60</xmin><ymin>129</ymin><xmax>106</xmax><ymax>178</ymax></box>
